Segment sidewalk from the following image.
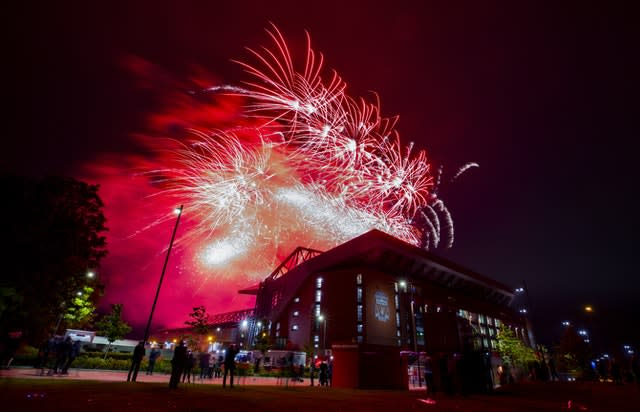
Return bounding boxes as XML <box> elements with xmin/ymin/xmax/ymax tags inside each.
<box><xmin>0</xmin><ymin>366</ymin><xmax>312</xmax><ymax>387</ymax></box>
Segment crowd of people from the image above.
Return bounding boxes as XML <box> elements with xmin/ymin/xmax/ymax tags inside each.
<box><xmin>34</xmin><ymin>335</ymin><xmax>81</xmax><ymax>376</ymax></box>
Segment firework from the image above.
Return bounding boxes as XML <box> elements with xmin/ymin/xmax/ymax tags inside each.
<box><xmin>154</xmin><ymin>24</ymin><xmax>473</xmax><ymax>276</ymax></box>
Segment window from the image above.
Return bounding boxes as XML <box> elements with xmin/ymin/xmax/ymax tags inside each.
<box><xmin>293</xmin><ymin>297</ymin><xmax>300</xmax><ymax>303</ymax></box>
<box><xmin>356</xmin><ymin>287</ymin><xmax>363</xmax><ymax>303</ymax></box>
<box><xmin>357</xmin><ymin>323</ymin><xmax>363</xmax><ymax>333</ymax></box>
<box><xmin>486</xmin><ymin>316</ymin><xmax>494</xmax><ymax>326</ymax></box>
<box><xmin>356</xmin><ymin>274</ymin><xmax>362</xmax><ymax>285</ymax></box>
<box><xmin>357</xmin><ymin>336</ymin><xmax>364</xmax><ymax>343</ymax></box>
<box><xmin>479</xmin><ymin>314</ymin><xmax>487</xmax><ymax>324</ymax></box>
<box><xmin>315</xmin><ymin>304</ymin><xmax>321</xmax><ymax>317</ymax></box>
<box><xmin>357</xmin><ymin>305</ymin><xmax>363</xmax><ymax>322</ymax></box>
<box><xmin>315</xmin><ymin>290</ymin><xmax>322</xmax><ymax>303</ymax></box>
<box><xmin>276</xmin><ymin>322</ymin><xmax>280</xmax><ymax>330</ymax></box>
<box><xmin>293</xmin><ymin>311</ymin><xmax>299</xmax><ymax>317</ymax></box>
<box><xmin>292</xmin><ymin>324</ymin><xmax>299</xmax><ymax>331</ymax></box>
<box><xmin>495</xmin><ymin>319</ymin><xmax>501</xmax><ymax>327</ymax></box>
<box><xmin>314</xmin><ymin>335</ymin><xmax>319</xmax><ymax>342</ymax></box>
<box><xmin>316</xmin><ymin>277</ymin><xmax>323</xmax><ymax>288</ymax></box>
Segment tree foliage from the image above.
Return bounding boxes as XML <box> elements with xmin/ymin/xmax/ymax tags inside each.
<box><xmin>95</xmin><ymin>304</ymin><xmax>132</xmax><ymax>356</ymax></box>
<box><xmin>63</xmin><ymin>286</ymin><xmax>98</xmax><ymax>329</ymax></box>
<box><xmin>184</xmin><ymin>305</ymin><xmax>210</xmax><ymax>350</ymax></box>
<box><xmin>0</xmin><ymin>174</ymin><xmax>108</xmax><ymax>344</ymax></box>
<box><xmin>496</xmin><ymin>324</ymin><xmax>537</xmax><ymax>370</ymax></box>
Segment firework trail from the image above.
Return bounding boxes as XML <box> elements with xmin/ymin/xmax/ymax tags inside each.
<box><xmin>153</xmin><ymin>24</ymin><xmax>471</xmax><ymax>279</ymax></box>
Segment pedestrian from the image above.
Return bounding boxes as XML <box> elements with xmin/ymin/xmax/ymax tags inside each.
<box><xmin>222</xmin><ymin>344</ymin><xmax>238</xmax><ymax>388</ymax></box>
<box><xmin>182</xmin><ymin>350</ymin><xmax>195</xmax><ymax>383</ymax></box>
<box><xmin>127</xmin><ymin>341</ymin><xmax>145</xmax><ymax>382</ymax></box>
<box><xmin>147</xmin><ymin>346</ymin><xmax>161</xmax><ymax>375</ymax></box>
<box><xmin>548</xmin><ymin>356</ymin><xmax>560</xmax><ymax>382</ymax></box>
<box><xmin>424</xmin><ymin>356</ymin><xmax>435</xmax><ymax>396</ymax></box>
<box><xmin>309</xmin><ymin>361</ymin><xmax>315</xmax><ymax>386</ymax></box>
<box><xmin>319</xmin><ymin>361</ymin><xmax>328</xmax><ymax>386</ymax></box>
<box><xmin>199</xmin><ymin>351</ymin><xmax>210</xmax><ymax>380</ymax></box>
<box><xmin>62</xmin><ymin>339</ymin><xmax>81</xmax><ymax>374</ymax></box>
<box><xmin>54</xmin><ymin>336</ymin><xmax>72</xmax><ymax>374</ymax></box>
<box><xmin>169</xmin><ymin>341</ymin><xmax>188</xmax><ymax>389</ymax></box>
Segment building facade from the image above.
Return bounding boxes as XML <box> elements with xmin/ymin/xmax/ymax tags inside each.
<box><xmin>250</xmin><ymin>229</ymin><xmax>531</xmax><ymax>389</ymax></box>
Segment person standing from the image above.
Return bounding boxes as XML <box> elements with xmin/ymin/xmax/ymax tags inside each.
<box><xmin>222</xmin><ymin>345</ymin><xmax>238</xmax><ymax>388</ymax></box>
<box><xmin>182</xmin><ymin>350</ymin><xmax>195</xmax><ymax>383</ymax></box>
<box><xmin>62</xmin><ymin>339</ymin><xmax>81</xmax><ymax>374</ymax></box>
<box><xmin>127</xmin><ymin>341</ymin><xmax>145</xmax><ymax>382</ymax></box>
<box><xmin>199</xmin><ymin>351</ymin><xmax>211</xmax><ymax>380</ymax></box>
<box><xmin>147</xmin><ymin>346</ymin><xmax>161</xmax><ymax>375</ymax></box>
<box><xmin>54</xmin><ymin>336</ymin><xmax>72</xmax><ymax>374</ymax></box>
<box><xmin>169</xmin><ymin>341</ymin><xmax>188</xmax><ymax>389</ymax></box>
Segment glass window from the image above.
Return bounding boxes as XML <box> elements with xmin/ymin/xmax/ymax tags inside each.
<box><xmin>495</xmin><ymin>319</ymin><xmax>501</xmax><ymax>327</ymax></box>
<box><xmin>356</xmin><ymin>274</ymin><xmax>362</xmax><ymax>285</ymax></box>
<box><xmin>357</xmin><ymin>287</ymin><xmax>363</xmax><ymax>303</ymax></box>
<box><xmin>293</xmin><ymin>297</ymin><xmax>300</xmax><ymax>303</ymax></box>
<box><xmin>486</xmin><ymin>316</ymin><xmax>494</xmax><ymax>326</ymax></box>
<box><xmin>479</xmin><ymin>314</ymin><xmax>487</xmax><ymax>324</ymax></box>
<box><xmin>357</xmin><ymin>305</ymin><xmax>363</xmax><ymax>322</ymax></box>
<box><xmin>276</xmin><ymin>322</ymin><xmax>280</xmax><ymax>330</ymax></box>
<box><xmin>315</xmin><ymin>290</ymin><xmax>322</xmax><ymax>303</ymax></box>
<box><xmin>316</xmin><ymin>277</ymin><xmax>323</xmax><ymax>288</ymax></box>
<box><xmin>357</xmin><ymin>323</ymin><xmax>363</xmax><ymax>333</ymax></box>
<box><xmin>394</xmin><ymin>294</ymin><xmax>399</xmax><ymax>308</ymax></box>
<box><xmin>480</xmin><ymin>326</ymin><xmax>488</xmax><ymax>336</ymax></box>
<box><xmin>292</xmin><ymin>324</ymin><xmax>299</xmax><ymax>331</ymax></box>
<box><xmin>357</xmin><ymin>336</ymin><xmax>364</xmax><ymax>343</ymax></box>
<box><xmin>293</xmin><ymin>311</ymin><xmax>299</xmax><ymax>317</ymax></box>
<box><xmin>395</xmin><ymin>312</ymin><xmax>400</xmax><ymax>327</ymax></box>
<box><xmin>315</xmin><ymin>304</ymin><xmax>321</xmax><ymax>317</ymax></box>
<box><xmin>314</xmin><ymin>335</ymin><xmax>319</xmax><ymax>342</ymax></box>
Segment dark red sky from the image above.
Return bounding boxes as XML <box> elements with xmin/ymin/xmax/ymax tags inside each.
<box><xmin>5</xmin><ymin>1</ymin><xmax>638</xmax><ymax>350</ymax></box>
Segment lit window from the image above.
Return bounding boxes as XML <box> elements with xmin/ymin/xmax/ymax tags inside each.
<box><xmin>315</xmin><ymin>304</ymin><xmax>321</xmax><ymax>317</ymax></box>
<box><xmin>292</xmin><ymin>324</ymin><xmax>299</xmax><ymax>331</ymax></box>
<box><xmin>495</xmin><ymin>319</ymin><xmax>501</xmax><ymax>327</ymax></box>
<box><xmin>316</xmin><ymin>277</ymin><xmax>323</xmax><ymax>288</ymax></box>
<box><xmin>357</xmin><ymin>336</ymin><xmax>364</xmax><ymax>343</ymax></box>
<box><xmin>357</xmin><ymin>305</ymin><xmax>363</xmax><ymax>322</ymax></box>
<box><xmin>479</xmin><ymin>314</ymin><xmax>487</xmax><ymax>324</ymax></box>
<box><xmin>356</xmin><ymin>274</ymin><xmax>362</xmax><ymax>285</ymax></box>
<box><xmin>356</xmin><ymin>287</ymin><xmax>363</xmax><ymax>303</ymax></box>
<box><xmin>395</xmin><ymin>312</ymin><xmax>400</xmax><ymax>327</ymax></box>
<box><xmin>394</xmin><ymin>294</ymin><xmax>399</xmax><ymax>308</ymax></box>
<box><xmin>314</xmin><ymin>335</ymin><xmax>319</xmax><ymax>342</ymax></box>
<box><xmin>276</xmin><ymin>322</ymin><xmax>280</xmax><ymax>330</ymax></box>
<box><xmin>314</xmin><ymin>344</ymin><xmax>319</xmax><ymax>348</ymax></box>
<box><xmin>394</xmin><ymin>282</ymin><xmax>398</xmax><ymax>292</ymax></box>
<box><xmin>315</xmin><ymin>290</ymin><xmax>322</xmax><ymax>303</ymax></box>
<box><xmin>480</xmin><ymin>327</ymin><xmax>488</xmax><ymax>336</ymax></box>
<box><xmin>486</xmin><ymin>316</ymin><xmax>494</xmax><ymax>326</ymax></box>
<box><xmin>293</xmin><ymin>311</ymin><xmax>299</xmax><ymax>317</ymax></box>
<box><xmin>294</xmin><ymin>297</ymin><xmax>300</xmax><ymax>303</ymax></box>
<box><xmin>357</xmin><ymin>323</ymin><xmax>363</xmax><ymax>333</ymax></box>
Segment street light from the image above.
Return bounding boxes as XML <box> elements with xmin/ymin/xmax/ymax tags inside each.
<box><xmin>142</xmin><ymin>205</ymin><xmax>183</xmax><ymax>345</ymax></box>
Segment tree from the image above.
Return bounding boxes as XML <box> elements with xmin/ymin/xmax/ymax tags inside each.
<box><xmin>556</xmin><ymin>325</ymin><xmax>592</xmax><ymax>378</ymax></box>
<box><xmin>184</xmin><ymin>306</ymin><xmax>210</xmax><ymax>350</ymax></box>
<box><xmin>496</xmin><ymin>324</ymin><xmax>537</xmax><ymax>380</ymax></box>
<box><xmin>63</xmin><ymin>286</ymin><xmax>97</xmax><ymax>329</ymax></box>
<box><xmin>95</xmin><ymin>304</ymin><xmax>132</xmax><ymax>358</ymax></box>
<box><xmin>0</xmin><ymin>174</ymin><xmax>108</xmax><ymax>344</ymax></box>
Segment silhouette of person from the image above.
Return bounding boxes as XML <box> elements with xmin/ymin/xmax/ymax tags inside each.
<box><xmin>182</xmin><ymin>350</ymin><xmax>195</xmax><ymax>383</ymax></box>
<box><xmin>169</xmin><ymin>341</ymin><xmax>188</xmax><ymax>389</ymax></box>
<box><xmin>54</xmin><ymin>336</ymin><xmax>72</xmax><ymax>374</ymax></box>
<box><xmin>222</xmin><ymin>344</ymin><xmax>238</xmax><ymax>388</ymax></box>
<box><xmin>147</xmin><ymin>346</ymin><xmax>161</xmax><ymax>375</ymax></box>
<box><xmin>62</xmin><ymin>339</ymin><xmax>81</xmax><ymax>374</ymax></box>
<box><xmin>127</xmin><ymin>341</ymin><xmax>145</xmax><ymax>382</ymax></box>
<box><xmin>319</xmin><ymin>361</ymin><xmax>328</xmax><ymax>386</ymax></box>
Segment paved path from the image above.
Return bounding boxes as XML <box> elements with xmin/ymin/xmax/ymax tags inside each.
<box><xmin>0</xmin><ymin>366</ymin><xmax>313</xmax><ymax>387</ymax></box>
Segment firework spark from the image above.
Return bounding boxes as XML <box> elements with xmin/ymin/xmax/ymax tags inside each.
<box><xmin>151</xmin><ymin>24</ymin><xmax>471</xmax><ymax>279</ymax></box>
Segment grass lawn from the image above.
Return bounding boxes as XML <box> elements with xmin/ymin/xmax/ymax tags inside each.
<box><xmin>1</xmin><ymin>378</ymin><xmax>639</xmax><ymax>411</ymax></box>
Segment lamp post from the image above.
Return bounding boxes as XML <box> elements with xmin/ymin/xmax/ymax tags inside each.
<box><xmin>142</xmin><ymin>205</ymin><xmax>183</xmax><ymax>345</ymax></box>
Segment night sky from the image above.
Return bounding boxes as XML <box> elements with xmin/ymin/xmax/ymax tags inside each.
<box><xmin>5</xmin><ymin>1</ymin><xmax>638</xmax><ymax>351</ymax></box>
